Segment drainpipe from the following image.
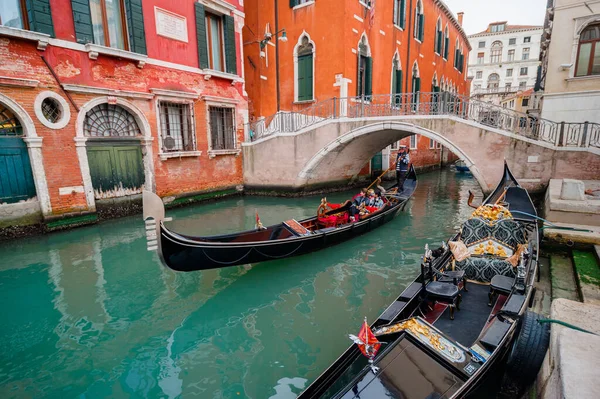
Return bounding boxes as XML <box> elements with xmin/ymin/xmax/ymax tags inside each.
<box><xmin>275</xmin><ymin>0</ymin><xmax>281</xmax><ymax>112</ymax></box>
<box><xmin>405</xmin><ymin>0</ymin><xmax>414</xmax><ymax>93</ymax></box>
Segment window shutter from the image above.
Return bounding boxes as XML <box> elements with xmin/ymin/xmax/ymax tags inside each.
<box><xmin>71</xmin><ymin>0</ymin><xmax>93</xmax><ymax>43</ymax></box>
<box><xmin>195</xmin><ymin>3</ymin><xmax>209</xmax><ymax>69</ymax></box>
<box><xmin>416</xmin><ymin>77</ymin><xmax>421</xmax><ymax>93</ymax></box>
<box><xmin>224</xmin><ymin>15</ymin><xmax>237</xmax><ymax>75</ymax></box>
<box><xmin>357</xmin><ymin>58</ymin><xmax>362</xmax><ymax>96</ymax></box>
<box><xmin>289</xmin><ymin>0</ymin><xmax>298</xmax><ymax>7</ymax></box>
<box><xmin>444</xmin><ymin>37</ymin><xmax>449</xmax><ymax>58</ymax></box>
<box><xmin>419</xmin><ymin>14</ymin><xmax>424</xmax><ymax>41</ymax></box>
<box><xmin>395</xmin><ymin>69</ymin><xmax>403</xmax><ymax>105</ymax></box>
<box><xmin>25</xmin><ymin>0</ymin><xmax>54</xmax><ymax>37</ymax></box>
<box><xmin>124</xmin><ymin>0</ymin><xmax>147</xmax><ymax>54</ymax></box>
<box><xmin>306</xmin><ymin>54</ymin><xmax>313</xmax><ymax>100</ymax></box>
<box><xmin>298</xmin><ymin>55</ymin><xmax>306</xmax><ymax>100</ymax></box>
<box><xmin>400</xmin><ymin>0</ymin><xmax>406</xmax><ymax>29</ymax></box>
<box><xmin>365</xmin><ymin>57</ymin><xmax>373</xmax><ymax>97</ymax></box>
<box><xmin>393</xmin><ymin>0</ymin><xmax>398</xmax><ymax>25</ymax></box>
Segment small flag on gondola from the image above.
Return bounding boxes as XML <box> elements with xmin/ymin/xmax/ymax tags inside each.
<box><xmin>349</xmin><ymin>317</ymin><xmax>381</xmax><ymax>361</ymax></box>
<box><xmin>255</xmin><ymin>210</ymin><xmax>265</xmax><ymax>230</ymax></box>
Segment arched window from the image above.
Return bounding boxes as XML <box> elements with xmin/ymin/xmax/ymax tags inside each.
<box><xmin>490</xmin><ymin>41</ymin><xmax>503</xmax><ymax>63</ymax></box>
<box><xmin>295</xmin><ymin>34</ymin><xmax>315</xmax><ymax>102</ymax></box>
<box><xmin>432</xmin><ymin>73</ymin><xmax>439</xmax><ymax>92</ymax></box>
<box><xmin>443</xmin><ymin>25</ymin><xmax>450</xmax><ymax>59</ymax></box>
<box><xmin>391</xmin><ymin>53</ymin><xmax>403</xmax><ymax>105</ymax></box>
<box><xmin>393</xmin><ymin>0</ymin><xmax>406</xmax><ymax>30</ymax></box>
<box><xmin>84</xmin><ymin>104</ymin><xmax>141</xmax><ymax>137</ymax></box>
<box><xmin>357</xmin><ymin>35</ymin><xmax>372</xmax><ymax>98</ymax></box>
<box><xmin>0</xmin><ymin>103</ymin><xmax>22</xmax><ymax>136</ymax></box>
<box><xmin>414</xmin><ymin>0</ymin><xmax>424</xmax><ymax>42</ymax></box>
<box><xmin>576</xmin><ymin>23</ymin><xmax>600</xmax><ymax>77</ymax></box>
<box><xmin>487</xmin><ymin>73</ymin><xmax>500</xmax><ymax>91</ymax></box>
<box><xmin>435</xmin><ymin>18</ymin><xmax>443</xmax><ymax>55</ymax></box>
<box><xmin>454</xmin><ymin>38</ymin><xmax>460</xmax><ymax>69</ymax></box>
<box><xmin>411</xmin><ymin>62</ymin><xmax>421</xmax><ymax>110</ymax></box>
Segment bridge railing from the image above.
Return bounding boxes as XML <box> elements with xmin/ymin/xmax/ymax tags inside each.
<box><xmin>246</xmin><ymin>92</ymin><xmax>600</xmax><ymax>149</ymax></box>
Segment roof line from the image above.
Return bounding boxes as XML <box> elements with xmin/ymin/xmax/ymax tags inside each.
<box><xmin>435</xmin><ymin>0</ymin><xmax>472</xmax><ymax>51</ymax></box>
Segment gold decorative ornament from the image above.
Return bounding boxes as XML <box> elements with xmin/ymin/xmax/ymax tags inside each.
<box><xmin>471</xmin><ymin>204</ymin><xmax>513</xmax><ymax>224</ymax></box>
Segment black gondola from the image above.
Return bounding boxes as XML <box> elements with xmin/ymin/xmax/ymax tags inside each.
<box><xmin>142</xmin><ymin>166</ymin><xmax>417</xmax><ymax>272</ymax></box>
<box><xmin>298</xmin><ymin>162</ymin><xmax>549</xmax><ymax>399</ymax></box>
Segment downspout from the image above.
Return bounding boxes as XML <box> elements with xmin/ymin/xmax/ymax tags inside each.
<box><xmin>41</xmin><ymin>56</ymin><xmax>79</xmax><ymax>112</ymax></box>
<box><xmin>275</xmin><ymin>0</ymin><xmax>280</xmax><ymax>112</ymax></box>
<box><xmin>405</xmin><ymin>0</ymin><xmax>414</xmax><ymax>93</ymax></box>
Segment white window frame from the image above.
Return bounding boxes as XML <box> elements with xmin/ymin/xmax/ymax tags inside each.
<box><xmin>410</xmin><ymin>135</ymin><xmax>417</xmax><ymax>149</ymax></box>
<box><xmin>155</xmin><ymin>95</ymin><xmax>201</xmax><ymax>160</ymax></box>
<box><xmin>429</xmin><ymin>138</ymin><xmax>435</xmax><ymax>149</ymax></box>
<box><xmin>293</xmin><ymin>31</ymin><xmax>316</xmax><ymax>103</ymax></box>
<box><xmin>205</xmin><ymin>98</ymin><xmax>240</xmax><ymax>158</ymax></box>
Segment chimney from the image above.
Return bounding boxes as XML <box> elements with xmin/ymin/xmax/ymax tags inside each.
<box><xmin>457</xmin><ymin>12</ymin><xmax>464</xmax><ymax>27</ymax></box>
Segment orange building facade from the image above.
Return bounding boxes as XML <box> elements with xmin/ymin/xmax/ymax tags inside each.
<box><xmin>244</xmin><ymin>0</ymin><xmax>470</xmax><ymax>173</ymax></box>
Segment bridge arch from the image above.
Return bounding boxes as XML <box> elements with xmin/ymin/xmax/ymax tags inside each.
<box><xmin>295</xmin><ymin>121</ymin><xmax>487</xmax><ymax>190</ymax></box>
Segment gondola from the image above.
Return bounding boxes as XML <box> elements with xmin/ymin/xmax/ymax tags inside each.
<box><xmin>142</xmin><ymin>166</ymin><xmax>417</xmax><ymax>272</ymax></box>
<box><xmin>298</xmin><ymin>162</ymin><xmax>549</xmax><ymax>399</ymax></box>
<box><xmin>453</xmin><ymin>159</ymin><xmax>471</xmax><ymax>173</ymax></box>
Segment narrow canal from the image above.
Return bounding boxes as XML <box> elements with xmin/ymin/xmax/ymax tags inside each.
<box><xmin>0</xmin><ymin>169</ymin><xmax>480</xmax><ymax>399</ymax></box>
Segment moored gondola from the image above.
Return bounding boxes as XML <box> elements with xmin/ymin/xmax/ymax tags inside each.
<box><xmin>143</xmin><ymin>166</ymin><xmax>417</xmax><ymax>272</ymax></box>
<box><xmin>298</xmin><ymin>162</ymin><xmax>549</xmax><ymax>399</ymax></box>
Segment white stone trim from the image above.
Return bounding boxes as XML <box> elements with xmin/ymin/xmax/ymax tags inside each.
<box><xmin>34</xmin><ymin>91</ymin><xmax>71</xmax><ymax>130</ymax></box>
<box><xmin>153</xmin><ymin>96</ymin><xmax>197</xmax><ymax>159</ymax></box>
<box><xmin>354</xmin><ymin>14</ymin><xmax>364</xmax><ymax>23</ymax></box>
<box><xmin>199</xmin><ymin>0</ymin><xmax>236</xmax><ymax>15</ymax></box>
<box><xmin>75</xmin><ymin>97</ymin><xmax>156</xmax><ymax>209</ymax></box>
<box><xmin>85</xmin><ymin>43</ymin><xmax>148</xmax><ymax>68</ymax></box>
<box><xmin>63</xmin><ymin>84</ymin><xmax>155</xmax><ymax>99</ymax></box>
<box><xmin>293</xmin><ymin>1</ymin><xmax>315</xmax><ymax>10</ymax></box>
<box><xmin>59</xmin><ymin>186</ymin><xmax>85</xmax><ymax>195</ymax></box>
<box><xmin>203</xmin><ymin>69</ymin><xmax>241</xmax><ymax>81</ymax></box>
<box><xmin>204</xmin><ymin>100</ymin><xmax>238</xmax><ymax>153</ymax></box>
<box><xmin>159</xmin><ymin>151</ymin><xmax>203</xmax><ymax>161</ymax></box>
<box><xmin>294</xmin><ymin>31</ymin><xmax>316</xmax><ymax>103</ymax></box>
<box><xmin>208</xmin><ymin>149</ymin><xmax>241</xmax><ymax>158</ymax></box>
<box><xmin>0</xmin><ymin>92</ymin><xmax>51</xmax><ymax>216</ymax></box>
<box><xmin>0</xmin><ymin>76</ymin><xmax>39</xmax><ymax>88</ymax></box>
<box><xmin>201</xmin><ymin>95</ymin><xmax>240</xmax><ymax>105</ymax></box>
<box><xmin>150</xmin><ymin>88</ymin><xmax>199</xmax><ymax>99</ymax></box>
<box><xmin>0</xmin><ymin>26</ymin><xmax>50</xmax><ymax>50</ymax></box>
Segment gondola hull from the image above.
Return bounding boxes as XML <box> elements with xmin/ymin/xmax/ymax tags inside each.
<box><xmin>144</xmin><ymin>167</ymin><xmax>417</xmax><ymax>272</ymax></box>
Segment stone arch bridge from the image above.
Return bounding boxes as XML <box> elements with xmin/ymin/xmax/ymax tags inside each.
<box><xmin>243</xmin><ymin>93</ymin><xmax>600</xmax><ymax>194</ymax></box>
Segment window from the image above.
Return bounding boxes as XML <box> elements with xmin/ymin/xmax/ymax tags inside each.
<box><xmin>509</xmin><ymin>38</ymin><xmax>516</xmax><ymax>45</ymax></box>
<box><xmin>391</xmin><ymin>141</ymin><xmax>399</xmax><ymax>150</ymax></box>
<box><xmin>443</xmin><ymin>26</ymin><xmax>449</xmax><ymax>59</ymax></box>
<box><xmin>429</xmin><ymin>139</ymin><xmax>435</xmax><ymax>149</ymax></box>
<box><xmin>393</xmin><ymin>0</ymin><xmax>406</xmax><ymax>29</ymax></box>
<box><xmin>474</xmin><ymin>84</ymin><xmax>481</xmax><ymax>90</ymax></box>
<box><xmin>522</xmin><ymin>97</ymin><xmax>530</xmax><ymax>107</ymax></box>
<box><xmin>505</xmin><ymin>83</ymin><xmax>512</xmax><ymax>91</ymax></box>
<box><xmin>522</xmin><ymin>47</ymin><xmax>530</xmax><ymax>61</ymax></box>
<box><xmin>506</xmin><ymin>68</ymin><xmax>513</xmax><ymax>77</ymax></box>
<box><xmin>0</xmin><ymin>0</ymin><xmax>26</xmax><ymax>29</ymax></box>
<box><xmin>507</xmin><ymin>49</ymin><xmax>515</xmax><ymax>61</ymax></box>
<box><xmin>290</xmin><ymin>0</ymin><xmax>312</xmax><ymax>6</ymax></box>
<box><xmin>524</xmin><ymin>36</ymin><xmax>531</xmax><ymax>43</ymax></box>
<box><xmin>575</xmin><ymin>23</ymin><xmax>600</xmax><ymax>77</ymax></box>
<box><xmin>435</xmin><ymin>18</ymin><xmax>443</xmax><ymax>54</ymax></box>
<box><xmin>391</xmin><ymin>55</ymin><xmax>403</xmax><ymax>106</ymax></box>
<box><xmin>357</xmin><ymin>36</ymin><xmax>372</xmax><ymax>98</ymax></box>
<box><xmin>490</xmin><ymin>23</ymin><xmax>505</xmax><ymax>33</ymax></box>
<box><xmin>296</xmin><ymin>35</ymin><xmax>314</xmax><ymax>102</ymax></box>
<box><xmin>209</xmin><ymin>106</ymin><xmax>235</xmax><ymax>150</ymax></box>
<box><xmin>411</xmin><ymin>62</ymin><xmax>420</xmax><ymax>109</ymax></box>
<box><xmin>519</xmin><ymin>81</ymin><xmax>527</xmax><ymax>89</ymax></box>
<box><xmin>410</xmin><ymin>135</ymin><xmax>417</xmax><ymax>149</ymax></box>
<box><xmin>477</xmin><ymin>52</ymin><xmax>484</xmax><ymax>64</ymax></box>
<box><xmin>414</xmin><ymin>0</ymin><xmax>424</xmax><ymax>42</ymax></box>
<box><xmin>205</xmin><ymin>12</ymin><xmax>226</xmax><ymax>72</ymax></box>
<box><xmin>478</xmin><ymin>41</ymin><xmax>486</xmax><ymax>48</ymax></box>
<box><xmin>490</xmin><ymin>41</ymin><xmax>502</xmax><ymax>63</ymax></box>
<box><xmin>520</xmin><ymin>67</ymin><xmax>528</xmax><ymax>76</ymax></box>
<box><xmin>436</xmin><ymin>141</ymin><xmax>441</xmax><ymax>149</ymax></box>
<box><xmin>487</xmin><ymin>73</ymin><xmax>500</xmax><ymax>91</ymax></box>
<box><xmin>90</xmin><ymin>0</ymin><xmax>128</xmax><ymax>50</ymax></box>
<box><xmin>159</xmin><ymin>102</ymin><xmax>195</xmax><ymax>152</ymax></box>
<box><xmin>476</xmin><ymin>71</ymin><xmax>482</xmax><ymax>79</ymax></box>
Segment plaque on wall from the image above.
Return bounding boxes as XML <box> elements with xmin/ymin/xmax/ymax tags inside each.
<box><xmin>155</xmin><ymin>7</ymin><xmax>188</xmax><ymax>43</ymax></box>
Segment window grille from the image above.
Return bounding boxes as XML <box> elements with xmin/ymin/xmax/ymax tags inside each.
<box><xmin>209</xmin><ymin>107</ymin><xmax>236</xmax><ymax>150</ymax></box>
<box><xmin>84</xmin><ymin>104</ymin><xmax>141</xmax><ymax>137</ymax></box>
<box><xmin>0</xmin><ymin>104</ymin><xmax>22</xmax><ymax>136</ymax></box>
<box><xmin>410</xmin><ymin>135</ymin><xmax>417</xmax><ymax>149</ymax></box>
<box><xmin>41</xmin><ymin>98</ymin><xmax>62</xmax><ymax>123</ymax></box>
<box><xmin>159</xmin><ymin>102</ymin><xmax>195</xmax><ymax>152</ymax></box>
<box><xmin>509</xmin><ymin>38</ymin><xmax>516</xmax><ymax>45</ymax></box>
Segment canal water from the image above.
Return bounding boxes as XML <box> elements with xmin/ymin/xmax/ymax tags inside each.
<box><xmin>0</xmin><ymin>169</ymin><xmax>480</xmax><ymax>399</ymax></box>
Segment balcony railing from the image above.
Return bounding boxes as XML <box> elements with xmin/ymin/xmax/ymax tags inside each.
<box><xmin>247</xmin><ymin>92</ymin><xmax>600</xmax><ymax>150</ymax></box>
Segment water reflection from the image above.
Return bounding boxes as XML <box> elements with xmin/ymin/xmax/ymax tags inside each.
<box><xmin>0</xmin><ymin>169</ymin><xmax>480</xmax><ymax>399</ymax></box>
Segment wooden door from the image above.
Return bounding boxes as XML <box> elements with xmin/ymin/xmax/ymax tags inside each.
<box><xmin>87</xmin><ymin>144</ymin><xmax>144</xmax><ymax>199</ymax></box>
<box><xmin>0</xmin><ymin>137</ymin><xmax>36</xmax><ymax>204</ymax></box>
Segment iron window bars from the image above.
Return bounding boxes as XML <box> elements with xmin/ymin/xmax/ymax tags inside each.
<box><xmin>209</xmin><ymin>106</ymin><xmax>235</xmax><ymax>150</ymax></box>
<box><xmin>158</xmin><ymin>102</ymin><xmax>195</xmax><ymax>152</ymax></box>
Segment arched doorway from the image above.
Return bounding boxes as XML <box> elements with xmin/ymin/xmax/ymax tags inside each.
<box><xmin>83</xmin><ymin>103</ymin><xmax>145</xmax><ymax>199</ymax></box>
<box><xmin>0</xmin><ymin>103</ymin><xmax>37</xmax><ymax>204</ymax></box>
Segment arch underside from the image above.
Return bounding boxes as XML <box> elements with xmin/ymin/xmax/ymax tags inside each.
<box><xmin>296</xmin><ymin>122</ymin><xmax>487</xmax><ymax>191</ymax></box>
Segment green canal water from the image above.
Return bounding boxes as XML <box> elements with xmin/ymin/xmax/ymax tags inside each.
<box><xmin>0</xmin><ymin>170</ymin><xmax>480</xmax><ymax>399</ymax></box>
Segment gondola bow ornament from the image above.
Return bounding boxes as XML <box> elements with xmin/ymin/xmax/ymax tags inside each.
<box><xmin>349</xmin><ymin>317</ymin><xmax>381</xmax><ymax>373</ymax></box>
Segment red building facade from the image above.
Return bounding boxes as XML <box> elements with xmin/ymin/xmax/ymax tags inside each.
<box><xmin>244</xmin><ymin>0</ymin><xmax>470</xmax><ymax>173</ymax></box>
<box><xmin>0</xmin><ymin>0</ymin><xmax>247</xmax><ymax>230</ymax></box>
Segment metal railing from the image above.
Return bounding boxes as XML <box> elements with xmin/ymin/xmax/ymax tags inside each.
<box><xmin>246</xmin><ymin>92</ymin><xmax>600</xmax><ymax>149</ymax></box>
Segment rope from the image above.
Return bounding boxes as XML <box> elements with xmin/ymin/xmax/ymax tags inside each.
<box><xmin>510</xmin><ymin>210</ymin><xmax>594</xmax><ymax>233</ymax></box>
<box><xmin>538</xmin><ymin>318</ymin><xmax>598</xmax><ymax>336</ymax></box>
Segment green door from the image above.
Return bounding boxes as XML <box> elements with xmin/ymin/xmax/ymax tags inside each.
<box><xmin>0</xmin><ymin>137</ymin><xmax>36</xmax><ymax>203</ymax></box>
<box><xmin>371</xmin><ymin>151</ymin><xmax>383</xmax><ymax>173</ymax></box>
<box><xmin>87</xmin><ymin>144</ymin><xmax>144</xmax><ymax>198</ymax></box>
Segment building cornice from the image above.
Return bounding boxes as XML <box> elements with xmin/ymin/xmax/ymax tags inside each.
<box><xmin>435</xmin><ymin>0</ymin><xmax>472</xmax><ymax>51</ymax></box>
<box><xmin>468</xmin><ymin>26</ymin><xmax>544</xmax><ymax>38</ymax></box>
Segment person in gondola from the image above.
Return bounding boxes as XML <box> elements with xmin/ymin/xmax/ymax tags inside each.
<box><xmin>349</xmin><ymin>189</ymin><xmax>368</xmax><ymax>221</ymax></box>
<box><xmin>352</xmin><ymin>188</ymin><xmax>368</xmax><ymax>204</ymax></box>
<box><xmin>395</xmin><ymin>146</ymin><xmax>411</xmax><ymax>192</ymax></box>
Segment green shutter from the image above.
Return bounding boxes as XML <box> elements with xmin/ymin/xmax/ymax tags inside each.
<box><xmin>71</xmin><ymin>0</ymin><xmax>93</xmax><ymax>43</ymax></box>
<box><xmin>365</xmin><ymin>57</ymin><xmax>373</xmax><ymax>97</ymax></box>
<box><xmin>25</xmin><ymin>0</ymin><xmax>54</xmax><ymax>37</ymax></box>
<box><xmin>289</xmin><ymin>0</ymin><xmax>298</xmax><ymax>7</ymax></box>
<box><xmin>298</xmin><ymin>54</ymin><xmax>313</xmax><ymax>101</ymax></box>
<box><xmin>223</xmin><ymin>15</ymin><xmax>237</xmax><ymax>75</ymax></box>
<box><xmin>400</xmin><ymin>0</ymin><xmax>406</xmax><ymax>29</ymax></box>
<box><xmin>124</xmin><ymin>0</ymin><xmax>147</xmax><ymax>55</ymax></box>
<box><xmin>357</xmin><ymin>57</ymin><xmax>362</xmax><ymax>96</ymax></box>
<box><xmin>419</xmin><ymin>14</ymin><xmax>424</xmax><ymax>41</ymax></box>
<box><xmin>195</xmin><ymin>3</ymin><xmax>209</xmax><ymax>69</ymax></box>
<box><xmin>393</xmin><ymin>0</ymin><xmax>398</xmax><ymax>25</ymax></box>
<box><xmin>444</xmin><ymin>37</ymin><xmax>449</xmax><ymax>58</ymax></box>
<box><xmin>394</xmin><ymin>69</ymin><xmax>403</xmax><ymax>105</ymax></box>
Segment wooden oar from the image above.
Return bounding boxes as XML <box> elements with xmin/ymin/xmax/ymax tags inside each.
<box><xmin>367</xmin><ymin>166</ymin><xmax>393</xmax><ymax>190</ymax></box>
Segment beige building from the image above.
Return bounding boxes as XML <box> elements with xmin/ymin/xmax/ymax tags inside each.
<box><xmin>540</xmin><ymin>0</ymin><xmax>600</xmax><ymax>123</ymax></box>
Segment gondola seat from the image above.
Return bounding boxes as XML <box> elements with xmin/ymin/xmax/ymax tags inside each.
<box><xmin>488</xmin><ymin>275</ymin><xmax>515</xmax><ymax>306</ymax></box>
<box><xmin>425</xmin><ymin>282</ymin><xmax>461</xmax><ymax>320</ymax></box>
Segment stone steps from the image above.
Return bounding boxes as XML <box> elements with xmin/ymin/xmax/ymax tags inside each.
<box><xmin>549</xmin><ymin>254</ymin><xmax>581</xmax><ymax>302</ymax></box>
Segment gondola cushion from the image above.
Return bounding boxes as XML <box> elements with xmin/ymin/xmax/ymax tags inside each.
<box><xmin>455</xmin><ymin>257</ymin><xmax>515</xmax><ymax>283</ymax></box>
<box><xmin>461</xmin><ymin>218</ymin><xmax>526</xmax><ymax>249</ymax></box>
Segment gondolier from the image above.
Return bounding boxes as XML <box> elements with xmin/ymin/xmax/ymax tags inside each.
<box><xmin>395</xmin><ymin>146</ymin><xmax>411</xmax><ymax>191</ymax></box>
